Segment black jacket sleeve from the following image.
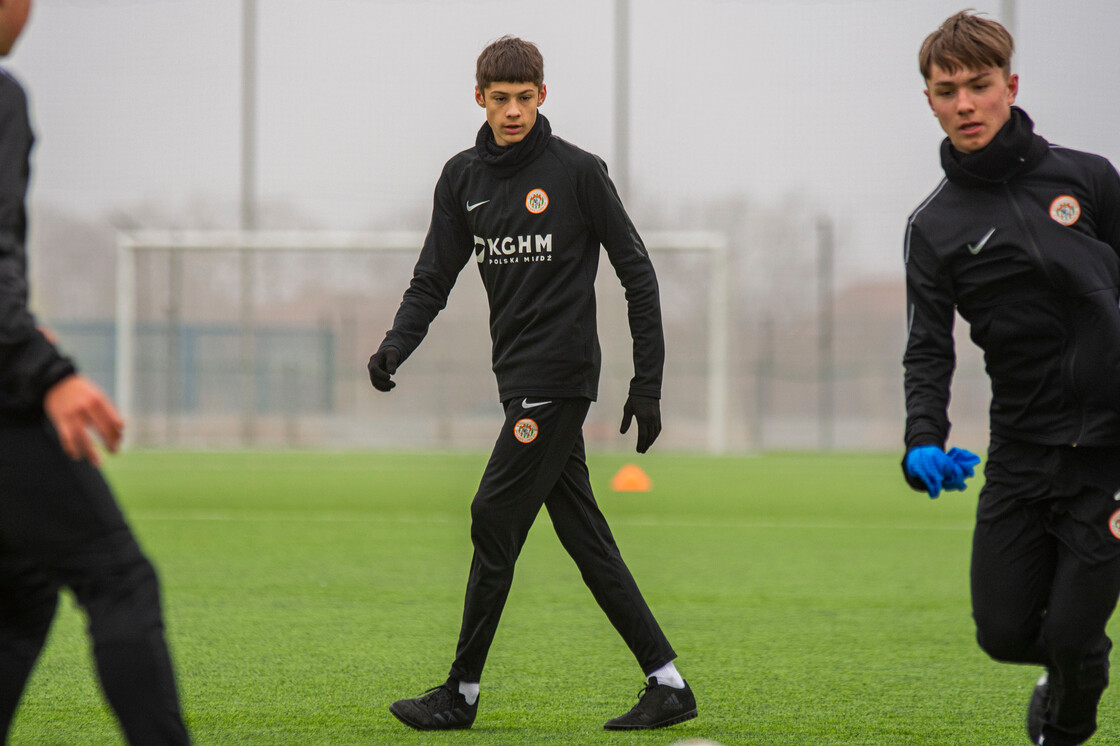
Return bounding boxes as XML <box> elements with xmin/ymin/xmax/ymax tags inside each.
<box><xmin>0</xmin><ymin>74</ymin><xmax>75</xmax><ymax>412</ymax></box>
<box><xmin>902</xmin><ymin>223</ymin><xmax>955</xmax><ymax>452</ymax></box>
<box><xmin>578</xmin><ymin>155</ymin><xmax>665</xmax><ymax>398</ymax></box>
<box><xmin>379</xmin><ymin>164</ymin><xmax>473</xmax><ymax>361</ymax></box>
<box><xmin>1094</xmin><ymin>157</ymin><xmax>1120</xmax><ymax>258</ymax></box>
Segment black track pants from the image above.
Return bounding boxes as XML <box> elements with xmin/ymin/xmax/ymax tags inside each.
<box><xmin>448</xmin><ymin>397</ymin><xmax>675</xmax><ymax>683</ymax></box>
<box><xmin>971</xmin><ymin>439</ymin><xmax>1120</xmax><ymax>746</ymax></box>
<box><xmin>0</xmin><ymin>416</ymin><xmax>190</xmax><ymax>745</ymax></box>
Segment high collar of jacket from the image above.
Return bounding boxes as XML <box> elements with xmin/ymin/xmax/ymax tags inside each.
<box><xmin>940</xmin><ymin>107</ymin><xmax>1049</xmax><ymax>187</ymax></box>
<box><xmin>475</xmin><ymin>114</ymin><xmax>552</xmax><ymax>178</ymax></box>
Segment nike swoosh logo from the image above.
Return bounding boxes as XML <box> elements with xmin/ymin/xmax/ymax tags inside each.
<box><xmin>466</xmin><ymin>200</ymin><xmax>489</xmax><ymax>212</ymax></box>
<box><xmin>967</xmin><ymin>227</ymin><xmax>996</xmax><ymax>255</ymax></box>
<box><xmin>521</xmin><ymin>398</ymin><xmax>552</xmax><ymax>409</ymax></box>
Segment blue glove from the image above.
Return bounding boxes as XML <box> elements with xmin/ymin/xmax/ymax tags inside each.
<box><xmin>942</xmin><ymin>447</ymin><xmax>981</xmax><ymax>491</ymax></box>
<box><xmin>905</xmin><ymin>445</ymin><xmax>980</xmax><ymax>498</ymax></box>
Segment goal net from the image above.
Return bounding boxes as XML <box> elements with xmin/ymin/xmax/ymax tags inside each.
<box><xmin>114</xmin><ymin>229</ymin><xmax>730</xmax><ymax>452</ymax></box>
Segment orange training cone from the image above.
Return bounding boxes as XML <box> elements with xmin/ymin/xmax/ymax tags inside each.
<box><xmin>610</xmin><ymin>463</ymin><xmax>652</xmax><ymax>492</ymax></box>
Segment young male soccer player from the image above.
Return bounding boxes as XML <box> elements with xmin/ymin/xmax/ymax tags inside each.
<box><xmin>0</xmin><ymin>2</ymin><xmax>190</xmax><ymax>743</ymax></box>
<box><xmin>902</xmin><ymin>11</ymin><xmax>1120</xmax><ymax>746</ymax></box>
<box><xmin>368</xmin><ymin>36</ymin><xmax>696</xmax><ymax>732</ymax></box>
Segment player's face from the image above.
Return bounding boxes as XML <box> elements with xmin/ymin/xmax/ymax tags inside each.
<box><xmin>475</xmin><ymin>81</ymin><xmax>546</xmax><ymax>147</ymax></box>
<box><xmin>0</xmin><ymin>0</ymin><xmax>31</xmax><ymax>56</ymax></box>
<box><xmin>925</xmin><ymin>64</ymin><xmax>1018</xmax><ymax>153</ymax></box>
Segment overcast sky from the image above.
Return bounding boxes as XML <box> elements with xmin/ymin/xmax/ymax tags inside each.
<box><xmin>7</xmin><ymin>0</ymin><xmax>1120</xmax><ymax>286</ymax></box>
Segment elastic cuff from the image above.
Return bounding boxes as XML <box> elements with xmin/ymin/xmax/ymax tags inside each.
<box><xmin>627</xmin><ymin>388</ymin><xmax>661</xmax><ymax>400</ymax></box>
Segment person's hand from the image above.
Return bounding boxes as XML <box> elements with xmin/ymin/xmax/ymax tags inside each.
<box><xmin>620</xmin><ymin>395</ymin><xmax>661</xmax><ymax>454</ymax></box>
<box><xmin>367</xmin><ymin>346</ymin><xmax>401</xmax><ymax>392</ymax></box>
<box><xmin>43</xmin><ymin>374</ymin><xmax>124</xmax><ymax>467</ymax></box>
<box><xmin>905</xmin><ymin>445</ymin><xmax>979</xmax><ymax>498</ymax></box>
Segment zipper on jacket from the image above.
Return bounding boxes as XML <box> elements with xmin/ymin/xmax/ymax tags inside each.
<box><xmin>1002</xmin><ymin>184</ymin><xmax>1088</xmax><ymax>446</ymax></box>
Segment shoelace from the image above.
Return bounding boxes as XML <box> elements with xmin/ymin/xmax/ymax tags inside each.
<box><xmin>633</xmin><ymin>681</ymin><xmax>653</xmax><ymax>703</ymax></box>
<box><xmin>418</xmin><ymin>683</ymin><xmax>454</xmax><ymax>706</ymax></box>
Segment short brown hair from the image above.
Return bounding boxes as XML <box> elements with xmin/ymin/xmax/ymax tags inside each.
<box><xmin>476</xmin><ymin>36</ymin><xmax>544</xmax><ymax>91</ymax></box>
<box><xmin>919</xmin><ymin>10</ymin><xmax>1014</xmax><ymax>80</ymax></box>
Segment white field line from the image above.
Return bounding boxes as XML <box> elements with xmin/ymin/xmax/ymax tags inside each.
<box><xmin>110</xmin><ymin>461</ymin><xmax>478</xmax><ymax>473</ymax></box>
<box><xmin>130</xmin><ymin>511</ymin><xmax>971</xmax><ymax>533</ymax></box>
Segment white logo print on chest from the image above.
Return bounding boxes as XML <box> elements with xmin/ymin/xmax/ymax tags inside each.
<box><xmin>472</xmin><ymin>233</ymin><xmax>553</xmax><ymax>266</ymax></box>
<box><xmin>466</xmin><ymin>199</ymin><xmax>489</xmax><ymax>212</ymax></box>
<box><xmin>968</xmin><ymin>227</ymin><xmax>996</xmax><ymax>255</ymax></box>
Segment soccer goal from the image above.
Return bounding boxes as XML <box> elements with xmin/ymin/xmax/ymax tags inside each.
<box><xmin>114</xmin><ymin>229</ymin><xmax>730</xmax><ymax>451</ymax></box>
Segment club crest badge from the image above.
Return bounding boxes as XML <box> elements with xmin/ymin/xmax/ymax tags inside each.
<box><xmin>1110</xmin><ymin>508</ymin><xmax>1120</xmax><ymax>541</ymax></box>
<box><xmin>1049</xmin><ymin>195</ymin><xmax>1080</xmax><ymax>227</ymax></box>
<box><xmin>513</xmin><ymin>418</ymin><xmax>539</xmax><ymax>443</ymax></box>
<box><xmin>525</xmin><ymin>188</ymin><xmax>549</xmax><ymax>214</ymax></box>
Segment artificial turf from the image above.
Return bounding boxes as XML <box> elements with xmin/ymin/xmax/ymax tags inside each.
<box><xmin>9</xmin><ymin>451</ymin><xmax>1118</xmax><ymax>745</ymax></box>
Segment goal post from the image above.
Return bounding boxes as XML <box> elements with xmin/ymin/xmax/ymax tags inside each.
<box><xmin>641</xmin><ymin>230</ymin><xmax>731</xmax><ymax>452</ymax></box>
<box><xmin>115</xmin><ymin>229</ymin><xmax>730</xmax><ymax>451</ymax></box>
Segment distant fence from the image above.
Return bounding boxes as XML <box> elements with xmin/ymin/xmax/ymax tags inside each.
<box><xmin>48</xmin><ymin>312</ymin><xmax>992</xmax><ymax>453</ymax></box>
<box><xmin>52</xmin><ymin>319</ymin><xmax>333</xmax><ymax>418</ymax></box>
<box><xmin>40</xmin><ymin>228</ymin><xmax>996</xmax><ymax>452</ymax></box>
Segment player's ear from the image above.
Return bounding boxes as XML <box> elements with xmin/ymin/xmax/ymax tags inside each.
<box><xmin>537</xmin><ymin>84</ymin><xmax>546</xmax><ymax>106</ymax></box>
<box><xmin>1006</xmin><ymin>73</ymin><xmax>1019</xmax><ymax>105</ymax></box>
<box><xmin>475</xmin><ymin>85</ymin><xmax>485</xmax><ymax>108</ymax></box>
<box><xmin>923</xmin><ymin>88</ymin><xmax>934</xmax><ymax>113</ymax></box>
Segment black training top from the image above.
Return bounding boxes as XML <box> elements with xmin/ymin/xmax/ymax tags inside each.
<box><xmin>380</xmin><ymin>114</ymin><xmax>664</xmax><ymax>402</ymax></box>
<box><xmin>903</xmin><ymin>107</ymin><xmax>1120</xmax><ymax>458</ymax></box>
<box><xmin>0</xmin><ymin>69</ymin><xmax>76</xmax><ymax>419</ymax></box>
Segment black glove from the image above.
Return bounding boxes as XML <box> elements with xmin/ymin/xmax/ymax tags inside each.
<box><xmin>620</xmin><ymin>394</ymin><xmax>661</xmax><ymax>454</ymax></box>
<box><xmin>367</xmin><ymin>346</ymin><xmax>401</xmax><ymax>392</ymax></box>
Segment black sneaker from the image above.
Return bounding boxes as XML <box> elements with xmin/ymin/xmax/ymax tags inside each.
<box><xmin>1026</xmin><ymin>671</ymin><xmax>1048</xmax><ymax>745</ymax></box>
<box><xmin>604</xmin><ymin>677</ymin><xmax>697</xmax><ymax>730</ymax></box>
<box><xmin>389</xmin><ymin>678</ymin><xmax>477</xmax><ymax>731</ymax></box>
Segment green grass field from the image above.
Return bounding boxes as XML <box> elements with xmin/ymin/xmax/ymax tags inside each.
<box><xmin>8</xmin><ymin>451</ymin><xmax>1118</xmax><ymax>745</ymax></box>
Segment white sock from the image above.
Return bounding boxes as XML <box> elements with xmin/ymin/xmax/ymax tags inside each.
<box><xmin>648</xmin><ymin>661</ymin><xmax>685</xmax><ymax>689</ymax></box>
<box><xmin>458</xmin><ymin>680</ymin><xmax>479</xmax><ymax>705</ymax></box>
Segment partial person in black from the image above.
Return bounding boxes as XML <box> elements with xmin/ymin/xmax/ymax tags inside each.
<box><xmin>370</xmin><ymin>36</ymin><xmax>696</xmax><ymax>732</ymax></box>
<box><xmin>902</xmin><ymin>12</ymin><xmax>1120</xmax><ymax>746</ymax></box>
<box><xmin>0</xmin><ymin>2</ymin><xmax>190</xmax><ymax>743</ymax></box>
